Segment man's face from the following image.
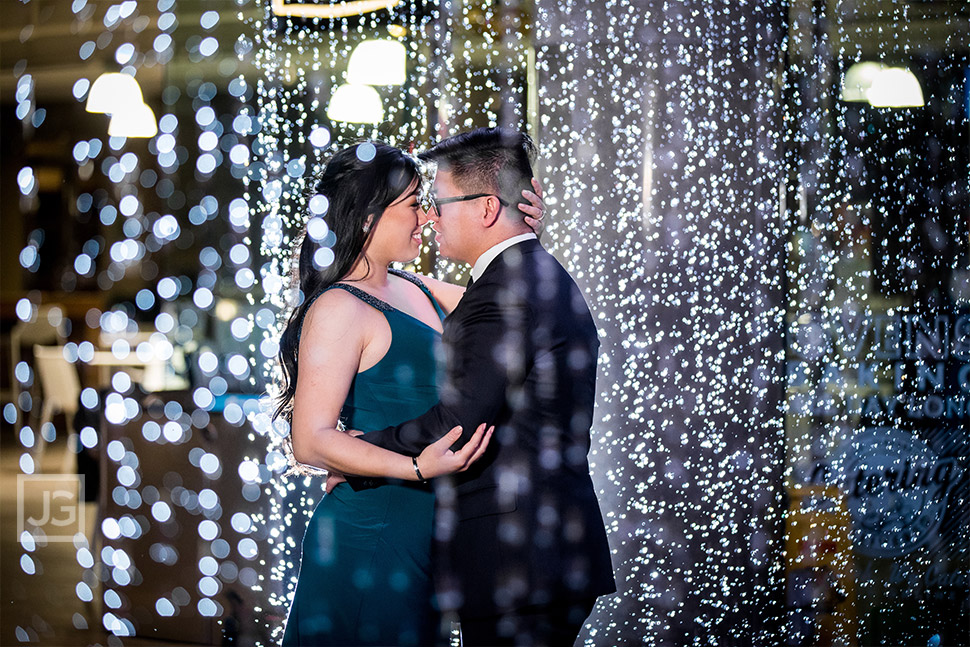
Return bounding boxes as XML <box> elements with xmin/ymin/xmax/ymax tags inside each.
<box><xmin>428</xmin><ymin>169</ymin><xmax>477</xmax><ymax>264</ymax></box>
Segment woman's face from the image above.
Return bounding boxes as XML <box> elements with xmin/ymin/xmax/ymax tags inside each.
<box><xmin>367</xmin><ymin>178</ymin><xmax>429</xmax><ymax>264</ymax></box>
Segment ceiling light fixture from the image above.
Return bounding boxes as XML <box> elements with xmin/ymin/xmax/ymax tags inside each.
<box><xmin>840</xmin><ymin>62</ymin><xmax>883</xmax><ymax>103</ymax></box>
<box><xmin>271</xmin><ymin>0</ymin><xmax>402</xmax><ymax>19</ymax></box>
<box><xmin>866</xmin><ymin>67</ymin><xmax>925</xmax><ymax>108</ymax></box>
<box><xmin>841</xmin><ymin>62</ymin><xmax>925</xmax><ymax>108</ymax></box>
<box><xmin>326</xmin><ymin>84</ymin><xmax>384</xmax><ymax>124</ymax></box>
<box><xmin>347</xmin><ymin>39</ymin><xmax>406</xmax><ymax>86</ymax></box>
<box><xmin>85</xmin><ymin>72</ymin><xmax>144</xmax><ymax>114</ymax></box>
<box><xmin>108</xmin><ymin>102</ymin><xmax>158</xmax><ymax>138</ymax></box>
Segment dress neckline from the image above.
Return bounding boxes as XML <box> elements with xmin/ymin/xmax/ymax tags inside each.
<box><xmin>331</xmin><ymin>270</ymin><xmax>444</xmax><ymax>334</ymax></box>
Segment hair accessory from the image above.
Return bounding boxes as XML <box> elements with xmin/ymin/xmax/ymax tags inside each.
<box><xmin>407</xmin><ymin>154</ymin><xmax>437</xmax><ymax>213</ymax></box>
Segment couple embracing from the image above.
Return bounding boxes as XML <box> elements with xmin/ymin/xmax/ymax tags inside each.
<box><xmin>277</xmin><ymin>128</ymin><xmax>615</xmax><ymax>646</ymax></box>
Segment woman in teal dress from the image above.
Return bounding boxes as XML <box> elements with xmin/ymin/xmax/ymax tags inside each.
<box><xmin>274</xmin><ymin>142</ymin><xmax>543</xmax><ymax>645</ymax></box>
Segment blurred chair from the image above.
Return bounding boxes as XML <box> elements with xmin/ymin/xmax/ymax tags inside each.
<box><xmin>97</xmin><ymin>329</ymin><xmax>186</xmax><ymax>391</ymax></box>
<box><xmin>32</xmin><ymin>345</ymin><xmax>81</xmax><ymax>473</ymax></box>
<box><xmin>6</xmin><ymin>305</ymin><xmax>68</xmax><ymax>426</ymax></box>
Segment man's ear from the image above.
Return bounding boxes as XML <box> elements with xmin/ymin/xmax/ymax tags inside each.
<box><xmin>481</xmin><ymin>195</ymin><xmax>503</xmax><ymax>228</ymax></box>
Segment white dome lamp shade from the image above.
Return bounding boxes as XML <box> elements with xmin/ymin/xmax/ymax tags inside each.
<box><xmin>841</xmin><ymin>62</ymin><xmax>925</xmax><ymax>108</ymax></box>
<box><xmin>108</xmin><ymin>102</ymin><xmax>159</xmax><ymax>138</ymax></box>
<box><xmin>867</xmin><ymin>67</ymin><xmax>925</xmax><ymax>108</ymax></box>
<box><xmin>327</xmin><ymin>84</ymin><xmax>384</xmax><ymax>124</ymax></box>
<box><xmin>85</xmin><ymin>72</ymin><xmax>145</xmax><ymax>114</ymax></box>
<box><xmin>841</xmin><ymin>62</ymin><xmax>884</xmax><ymax>102</ymax></box>
<box><xmin>347</xmin><ymin>39</ymin><xmax>406</xmax><ymax>86</ymax></box>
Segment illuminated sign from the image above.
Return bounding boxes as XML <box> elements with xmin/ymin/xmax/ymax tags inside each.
<box><xmin>271</xmin><ymin>0</ymin><xmax>403</xmax><ymax>19</ymax></box>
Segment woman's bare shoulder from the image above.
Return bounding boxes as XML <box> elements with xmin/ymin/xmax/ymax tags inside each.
<box><xmin>301</xmin><ymin>287</ymin><xmax>381</xmax><ymax>342</ymax></box>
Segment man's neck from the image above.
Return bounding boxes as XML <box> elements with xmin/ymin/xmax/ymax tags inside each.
<box><xmin>469</xmin><ymin>231</ymin><xmax>537</xmax><ymax>282</ymax></box>
<box><xmin>467</xmin><ymin>225</ymin><xmax>533</xmax><ymax>265</ymax></box>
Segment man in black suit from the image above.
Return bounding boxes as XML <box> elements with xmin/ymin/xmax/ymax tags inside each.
<box><xmin>361</xmin><ymin>127</ymin><xmax>615</xmax><ymax>645</ymax></box>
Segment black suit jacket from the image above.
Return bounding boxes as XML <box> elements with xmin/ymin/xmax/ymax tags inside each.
<box><xmin>361</xmin><ymin>238</ymin><xmax>615</xmax><ymax>618</ymax></box>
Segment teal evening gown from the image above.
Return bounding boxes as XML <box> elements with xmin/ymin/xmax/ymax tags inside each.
<box><xmin>282</xmin><ymin>270</ymin><xmax>446</xmax><ymax>646</ymax></box>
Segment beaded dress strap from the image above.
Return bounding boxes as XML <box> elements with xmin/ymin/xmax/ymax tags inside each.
<box><xmin>326</xmin><ymin>283</ymin><xmax>393</xmax><ymax>312</ymax></box>
<box><xmin>388</xmin><ymin>267</ymin><xmax>427</xmax><ymax>291</ymax></box>
<box><xmin>294</xmin><ymin>283</ymin><xmax>391</xmax><ymax>347</ymax></box>
<box><xmin>297</xmin><ymin>272</ymin><xmax>438</xmax><ymax>342</ymax></box>
<box><xmin>302</xmin><ymin>274</ymin><xmax>428</xmax><ymax>320</ymax></box>
<box><xmin>388</xmin><ymin>268</ymin><xmax>446</xmax><ymax>315</ymax></box>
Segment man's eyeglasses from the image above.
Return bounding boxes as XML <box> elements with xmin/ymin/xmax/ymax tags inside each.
<box><xmin>429</xmin><ymin>193</ymin><xmax>509</xmax><ymax>214</ymax></box>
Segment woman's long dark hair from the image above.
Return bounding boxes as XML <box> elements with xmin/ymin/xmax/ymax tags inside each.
<box><xmin>275</xmin><ymin>142</ymin><xmax>420</xmax><ymax>422</ymax></box>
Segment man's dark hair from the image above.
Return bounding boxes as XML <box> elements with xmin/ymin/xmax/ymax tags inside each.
<box><xmin>420</xmin><ymin>127</ymin><xmax>537</xmax><ymax>220</ymax></box>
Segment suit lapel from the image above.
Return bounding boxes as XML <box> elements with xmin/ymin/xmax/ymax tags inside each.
<box><xmin>445</xmin><ymin>238</ymin><xmax>544</xmax><ymax>326</ymax></box>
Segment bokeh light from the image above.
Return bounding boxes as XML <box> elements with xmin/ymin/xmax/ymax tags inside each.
<box><xmin>3</xmin><ymin>0</ymin><xmax>966</xmax><ymax>646</ymax></box>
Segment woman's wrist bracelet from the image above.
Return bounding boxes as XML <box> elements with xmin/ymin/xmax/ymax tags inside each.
<box><xmin>412</xmin><ymin>456</ymin><xmax>427</xmax><ymax>482</ymax></box>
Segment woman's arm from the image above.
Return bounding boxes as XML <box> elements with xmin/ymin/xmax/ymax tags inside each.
<box><xmin>289</xmin><ymin>289</ymin><xmax>490</xmax><ymax>479</ymax></box>
<box><xmin>289</xmin><ymin>289</ymin><xmax>409</xmax><ymax>476</ymax></box>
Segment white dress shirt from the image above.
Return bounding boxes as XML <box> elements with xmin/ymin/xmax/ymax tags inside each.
<box><xmin>469</xmin><ymin>233</ymin><xmax>538</xmax><ymax>283</ymax></box>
